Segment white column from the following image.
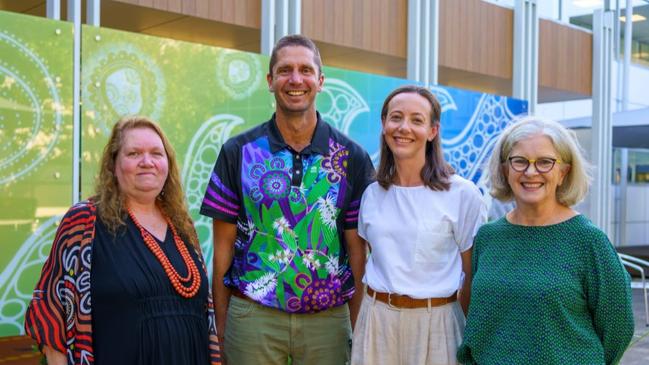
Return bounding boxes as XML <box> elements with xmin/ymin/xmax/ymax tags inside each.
<box><xmin>87</xmin><ymin>0</ymin><xmax>101</xmax><ymax>26</ymax></box>
<box><xmin>276</xmin><ymin>0</ymin><xmax>289</xmax><ymax>39</ymax></box>
<box><xmin>68</xmin><ymin>0</ymin><xmax>82</xmax><ymax>203</ymax></box>
<box><xmin>622</xmin><ymin>0</ymin><xmax>633</xmax><ymax>111</ymax></box>
<box><xmin>512</xmin><ymin>0</ymin><xmax>539</xmax><ymax>114</ymax></box>
<box><xmin>288</xmin><ymin>0</ymin><xmax>301</xmax><ymax>35</ymax></box>
<box><xmin>407</xmin><ymin>0</ymin><xmax>439</xmax><ymax>86</ymax></box>
<box><xmin>261</xmin><ymin>0</ymin><xmax>276</xmax><ymax>55</ymax></box>
<box><xmin>614</xmin><ymin>0</ymin><xmax>621</xmax><ymax>58</ymax></box>
<box><xmin>46</xmin><ymin>0</ymin><xmax>61</xmax><ymax>20</ymax></box>
<box><xmin>261</xmin><ymin>0</ymin><xmax>302</xmax><ymax>56</ymax></box>
<box><xmin>591</xmin><ymin>9</ymin><xmax>614</xmax><ymax>238</ymax></box>
<box><xmin>407</xmin><ymin>0</ymin><xmax>422</xmax><ymax>82</ymax></box>
<box><xmin>428</xmin><ymin>0</ymin><xmax>439</xmax><ymax>85</ymax></box>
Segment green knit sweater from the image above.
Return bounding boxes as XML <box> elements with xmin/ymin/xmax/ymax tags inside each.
<box><xmin>457</xmin><ymin>215</ymin><xmax>635</xmax><ymax>365</ymax></box>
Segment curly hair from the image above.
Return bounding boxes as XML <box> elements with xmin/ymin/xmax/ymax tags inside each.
<box><xmin>93</xmin><ymin>116</ymin><xmax>199</xmax><ymax>248</ymax></box>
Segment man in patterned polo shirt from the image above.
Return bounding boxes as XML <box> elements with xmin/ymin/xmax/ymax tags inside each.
<box><xmin>200</xmin><ymin>34</ymin><xmax>374</xmax><ymax>364</ymax></box>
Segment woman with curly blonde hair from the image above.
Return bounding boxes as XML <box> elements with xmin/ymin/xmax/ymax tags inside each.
<box><xmin>25</xmin><ymin>116</ymin><xmax>221</xmax><ymax>365</ymax></box>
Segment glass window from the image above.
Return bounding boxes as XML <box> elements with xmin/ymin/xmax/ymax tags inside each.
<box><xmin>613</xmin><ymin>148</ymin><xmax>649</xmax><ymax>184</ymax></box>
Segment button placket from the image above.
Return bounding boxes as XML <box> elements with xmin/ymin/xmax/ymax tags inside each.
<box><xmin>291</xmin><ymin>152</ymin><xmax>304</xmax><ymax>186</ymax></box>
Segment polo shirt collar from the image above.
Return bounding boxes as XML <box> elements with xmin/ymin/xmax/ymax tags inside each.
<box><xmin>267</xmin><ymin>111</ymin><xmax>330</xmax><ymax>155</ymax></box>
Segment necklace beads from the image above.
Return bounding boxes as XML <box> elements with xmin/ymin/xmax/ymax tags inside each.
<box><xmin>127</xmin><ymin>208</ymin><xmax>201</xmax><ymax>299</ymax></box>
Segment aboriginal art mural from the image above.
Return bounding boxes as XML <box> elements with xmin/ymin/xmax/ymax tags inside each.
<box><xmin>0</xmin><ymin>11</ymin><xmax>74</xmax><ymax>336</ymax></box>
<box><xmin>0</xmin><ymin>11</ymin><xmax>526</xmax><ymax>336</ymax></box>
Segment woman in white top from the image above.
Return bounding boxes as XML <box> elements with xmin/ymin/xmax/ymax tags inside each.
<box><xmin>351</xmin><ymin>85</ymin><xmax>486</xmax><ymax>365</ymax></box>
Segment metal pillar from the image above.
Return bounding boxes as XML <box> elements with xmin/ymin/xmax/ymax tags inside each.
<box><xmin>68</xmin><ymin>0</ymin><xmax>82</xmax><ymax>203</ymax></box>
<box><xmin>512</xmin><ymin>0</ymin><xmax>538</xmax><ymax>114</ymax></box>
<box><xmin>46</xmin><ymin>0</ymin><xmax>61</xmax><ymax>20</ymax></box>
<box><xmin>591</xmin><ymin>9</ymin><xmax>614</xmax><ymax>238</ymax></box>
<box><xmin>87</xmin><ymin>0</ymin><xmax>101</xmax><ymax>26</ymax></box>
<box><xmin>261</xmin><ymin>0</ymin><xmax>302</xmax><ymax>56</ymax></box>
<box><xmin>407</xmin><ymin>0</ymin><xmax>439</xmax><ymax>86</ymax></box>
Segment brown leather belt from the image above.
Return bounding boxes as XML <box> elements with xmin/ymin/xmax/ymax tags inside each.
<box><xmin>367</xmin><ymin>287</ymin><xmax>457</xmax><ymax>309</ymax></box>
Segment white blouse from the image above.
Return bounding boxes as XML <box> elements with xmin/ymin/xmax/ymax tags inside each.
<box><xmin>358</xmin><ymin>175</ymin><xmax>487</xmax><ymax>298</ymax></box>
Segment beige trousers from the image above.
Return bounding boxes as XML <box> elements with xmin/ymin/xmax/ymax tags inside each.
<box><xmin>224</xmin><ymin>296</ymin><xmax>351</xmax><ymax>365</ymax></box>
<box><xmin>351</xmin><ymin>292</ymin><xmax>465</xmax><ymax>365</ymax></box>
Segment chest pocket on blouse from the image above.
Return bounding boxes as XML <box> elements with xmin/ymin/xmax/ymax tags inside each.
<box><xmin>414</xmin><ymin>220</ymin><xmax>456</xmax><ymax>264</ymax></box>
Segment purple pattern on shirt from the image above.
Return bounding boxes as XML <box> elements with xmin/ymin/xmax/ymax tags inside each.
<box><xmin>226</xmin><ymin>136</ymin><xmax>354</xmax><ymax>313</ymax></box>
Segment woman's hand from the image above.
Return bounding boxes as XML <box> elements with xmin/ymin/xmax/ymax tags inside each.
<box><xmin>459</xmin><ymin>248</ymin><xmax>473</xmax><ymax>315</ymax></box>
<box><xmin>42</xmin><ymin>345</ymin><xmax>67</xmax><ymax>365</ymax></box>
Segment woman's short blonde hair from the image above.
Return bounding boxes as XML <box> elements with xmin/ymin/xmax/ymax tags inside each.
<box><xmin>487</xmin><ymin>116</ymin><xmax>592</xmax><ymax>207</ymax></box>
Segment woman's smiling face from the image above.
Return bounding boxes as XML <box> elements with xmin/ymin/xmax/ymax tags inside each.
<box><xmin>382</xmin><ymin>92</ymin><xmax>438</xmax><ymax>163</ymax></box>
<box><xmin>114</xmin><ymin>127</ymin><xmax>169</xmax><ymax>203</ymax></box>
<box><xmin>505</xmin><ymin>133</ymin><xmax>570</xmax><ymax>210</ymax></box>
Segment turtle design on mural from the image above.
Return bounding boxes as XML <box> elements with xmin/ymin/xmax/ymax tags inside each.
<box><xmin>82</xmin><ymin>41</ymin><xmax>166</xmax><ymax>135</ymax></box>
<box><xmin>215</xmin><ymin>49</ymin><xmax>264</xmax><ymax>100</ymax></box>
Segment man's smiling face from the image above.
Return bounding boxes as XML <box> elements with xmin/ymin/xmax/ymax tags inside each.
<box><xmin>267</xmin><ymin>45</ymin><xmax>324</xmax><ymax>116</ymax></box>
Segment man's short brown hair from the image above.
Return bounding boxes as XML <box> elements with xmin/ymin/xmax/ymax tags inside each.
<box><xmin>268</xmin><ymin>34</ymin><xmax>322</xmax><ymax>76</ymax></box>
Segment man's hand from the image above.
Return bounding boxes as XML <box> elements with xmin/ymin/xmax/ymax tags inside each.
<box><xmin>344</xmin><ymin>229</ymin><xmax>368</xmax><ymax>330</ymax></box>
<box><xmin>212</xmin><ymin>219</ymin><xmax>238</xmax><ymax>354</ymax></box>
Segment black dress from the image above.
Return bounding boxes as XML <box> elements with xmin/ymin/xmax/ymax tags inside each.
<box><xmin>91</xmin><ymin>216</ymin><xmax>210</xmax><ymax>365</ymax></box>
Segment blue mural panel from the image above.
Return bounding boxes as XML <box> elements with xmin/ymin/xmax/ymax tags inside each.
<box><xmin>318</xmin><ymin>69</ymin><xmax>528</xmax><ymax>186</ymax></box>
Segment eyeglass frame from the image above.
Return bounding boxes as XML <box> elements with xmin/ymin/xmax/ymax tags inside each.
<box><xmin>507</xmin><ymin>156</ymin><xmax>563</xmax><ymax>173</ymax></box>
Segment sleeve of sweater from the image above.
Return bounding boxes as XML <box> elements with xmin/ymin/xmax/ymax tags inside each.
<box><xmin>584</xmin><ymin>227</ymin><xmax>635</xmax><ymax>365</ymax></box>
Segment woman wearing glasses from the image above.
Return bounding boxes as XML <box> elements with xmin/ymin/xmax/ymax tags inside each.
<box><xmin>457</xmin><ymin>117</ymin><xmax>634</xmax><ymax>365</ymax></box>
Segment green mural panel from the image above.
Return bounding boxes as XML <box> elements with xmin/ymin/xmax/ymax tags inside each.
<box><xmin>0</xmin><ymin>12</ymin><xmax>526</xmax><ymax>337</ymax></box>
<box><xmin>79</xmin><ymin>25</ymin><xmax>528</xmax><ymax>282</ymax></box>
<box><xmin>79</xmin><ymin>26</ymin><xmax>410</xmax><ymax>281</ymax></box>
<box><xmin>0</xmin><ymin>11</ymin><xmax>74</xmax><ymax>336</ymax></box>
<box><xmin>81</xmin><ymin>26</ymin><xmax>278</xmax><ymax>278</ymax></box>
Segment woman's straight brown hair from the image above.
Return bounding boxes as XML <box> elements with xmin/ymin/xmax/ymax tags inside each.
<box><xmin>376</xmin><ymin>85</ymin><xmax>454</xmax><ymax>191</ymax></box>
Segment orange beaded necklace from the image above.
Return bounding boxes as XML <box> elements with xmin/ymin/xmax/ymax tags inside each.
<box><xmin>127</xmin><ymin>208</ymin><xmax>201</xmax><ymax>298</ymax></box>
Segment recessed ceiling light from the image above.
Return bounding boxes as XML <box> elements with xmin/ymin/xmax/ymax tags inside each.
<box><xmin>620</xmin><ymin>14</ymin><xmax>647</xmax><ymax>22</ymax></box>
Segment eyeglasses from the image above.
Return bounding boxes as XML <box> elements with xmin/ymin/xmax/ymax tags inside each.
<box><xmin>508</xmin><ymin>156</ymin><xmax>562</xmax><ymax>173</ymax></box>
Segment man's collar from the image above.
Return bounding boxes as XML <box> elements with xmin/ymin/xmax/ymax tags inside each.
<box><xmin>268</xmin><ymin>111</ymin><xmax>330</xmax><ymax>155</ymax></box>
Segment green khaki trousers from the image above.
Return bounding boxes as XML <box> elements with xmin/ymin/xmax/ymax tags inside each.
<box><xmin>224</xmin><ymin>296</ymin><xmax>352</xmax><ymax>365</ymax></box>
